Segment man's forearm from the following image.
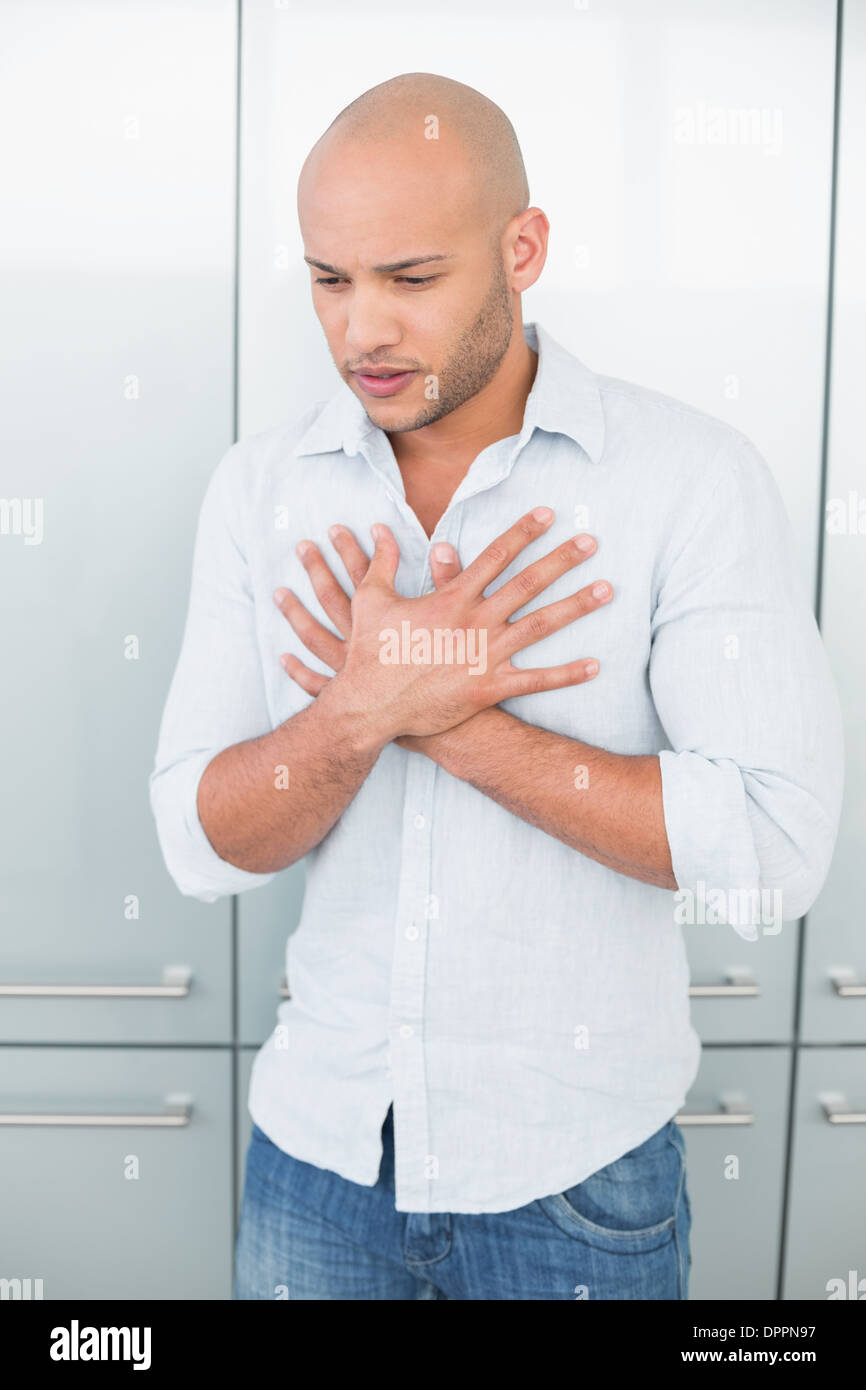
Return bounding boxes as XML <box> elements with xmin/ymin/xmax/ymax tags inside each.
<box><xmin>401</xmin><ymin>708</ymin><xmax>677</xmax><ymax>890</ymax></box>
<box><xmin>197</xmin><ymin>679</ymin><xmax>388</xmax><ymax>874</ymax></box>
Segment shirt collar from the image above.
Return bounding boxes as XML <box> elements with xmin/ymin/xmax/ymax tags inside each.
<box><xmin>293</xmin><ymin>320</ymin><xmax>605</xmax><ymax>465</ymax></box>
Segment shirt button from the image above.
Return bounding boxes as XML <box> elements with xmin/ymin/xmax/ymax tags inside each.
<box><xmin>399</xmin><ymin>1024</ymin><xmax>414</xmax><ymax>1039</ymax></box>
<box><xmin>413</xmin><ymin>814</ymin><xmax>425</xmax><ymax>829</ymax></box>
<box><xmin>405</xmin><ymin>924</ymin><xmax>419</xmax><ymax>941</ymax></box>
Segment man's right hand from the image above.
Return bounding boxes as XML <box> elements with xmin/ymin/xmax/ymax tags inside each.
<box><xmin>319</xmin><ymin>507</ymin><xmax>612</xmax><ymax>745</ymax></box>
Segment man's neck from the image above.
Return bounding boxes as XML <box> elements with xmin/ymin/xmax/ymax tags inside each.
<box><xmin>388</xmin><ymin>326</ymin><xmax>538</xmax><ymax>479</ymax></box>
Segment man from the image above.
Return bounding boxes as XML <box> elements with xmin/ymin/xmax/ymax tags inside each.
<box><xmin>150</xmin><ymin>73</ymin><xmax>844</xmax><ymax>1300</ymax></box>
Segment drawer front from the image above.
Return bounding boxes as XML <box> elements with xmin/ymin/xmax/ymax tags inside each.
<box><xmin>801</xmin><ymin>912</ymin><xmax>866</xmax><ymax>1044</ymax></box>
<box><xmin>679</xmin><ymin>1047</ymin><xmax>791</xmax><ymax>1300</ymax></box>
<box><xmin>0</xmin><ymin>910</ymin><xmax>231</xmax><ymax>1045</ymax></box>
<box><xmin>783</xmin><ymin>1048</ymin><xmax>866</xmax><ymax>1300</ymax></box>
<box><xmin>683</xmin><ymin>921</ymin><xmax>797</xmax><ymax>1044</ymax></box>
<box><xmin>238</xmin><ymin>864</ymin><xmax>304</xmax><ymax>1045</ymax></box>
<box><xmin>0</xmin><ymin>1048</ymin><xmax>232</xmax><ymax>1299</ymax></box>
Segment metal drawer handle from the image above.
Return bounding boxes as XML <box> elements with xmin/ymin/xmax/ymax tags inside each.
<box><xmin>0</xmin><ymin>1095</ymin><xmax>192</xmax><ymax>1126</ymax></box>
<box><xmin>676</xmin><ymin>1093</ymin><xmax>754</xmax><ymax>1126</ymax></box>
<box><xmin>0</xmin><ymin>966</ymin><xmax>192</xmax><ymax>998</ymax></box>
<box><xmin>689</xmin><ymin>970</ymin><xmax>759</xmax><ymax>998</ymax></box>
<box><xmin>830</xmin><ymin>969</ymin><xmax>866</xmax><ymax>998</ymax></box>
<box><xmin>280</xmin><ymin>974</ymin><xmax>291</xmax><ymax>999</ymax></box>
<box><xmin>821</xmin><ymin>1092</ymin><xmax>866</xmax><ymax>1124</ymax></box>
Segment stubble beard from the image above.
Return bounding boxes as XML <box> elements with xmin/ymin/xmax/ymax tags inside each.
<box><xmin>359</xmin><ymin>257</ymin><xmax>515</xmax><ymax>434</ymax></box>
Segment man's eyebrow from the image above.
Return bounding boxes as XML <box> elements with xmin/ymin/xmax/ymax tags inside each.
<box><xmin>303</xmin><ymin>254</ymin><xmax>454</xmax><ymax>275</ymax></box>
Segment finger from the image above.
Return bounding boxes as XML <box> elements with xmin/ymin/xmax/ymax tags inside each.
<box><xmin>279</xmin><ymin>652</ymin><xmax>331</xmax><ymax>696</ymax></box>
<box><xmin>486</xmin><ymin>534</ymin><xmax>598</xmax><ymax>621</ymax></box>
<box><xmin>327</xmin><ymin>525</ymin><xmax>372</xmax><ymax>590</ymax></box>
<box><xmin>501</xmin><ymin>579</ymin><xmax>613</xmax><ymax>657</ymax></box>
<box><xmin>273</xmin><ymin>587</ymin><xmax>346</xmax><ymax>669</ymax></box>
<box><xmin>453</xmin><ymin>506</ymin><xmax>556</xmax><ymax>597</ymax></box>
<box><xmin>496</xmin><ymin>657</ymin><xmax>600</xmax><ymax>699</ymax></box>
<box><xmin>295</xmin><ymin>540</ymin><xmax>352</xmax><ymax>636</ymax></box>
<box><xmin>362</xmin><ymin>522</ymin><xmax>401</xmax><ymax>588</ymax></box>
<box><xmin>429</xmin><ymin>540</ymin><xmax>462</xmax><ymax>590</ymax></box>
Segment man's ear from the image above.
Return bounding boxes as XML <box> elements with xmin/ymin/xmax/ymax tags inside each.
<box><xmin>507</xmin><ymin>207</ymin><xmax>549</xmax><ymax>294</ymax></box>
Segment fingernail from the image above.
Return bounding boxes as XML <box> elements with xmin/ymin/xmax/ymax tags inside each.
<box><xmin>328</xmin><ymin>524</ymin><xmax>343</xmax><ymax>540</ymax></box>
<box><xmin>576</xmin><ymin>534</ymin><xmax>596</xmax><ymax>552</ymax></box>
<box><xmin>433</xmin><ymin>543</ymin><xmax>455</xmax><ymax>562</ymax></box>
<box><xmin>592</xmin><ymin>582</ymin><xmax>610</xmax><ymax>599</ymax></box>
<box><xmin>371</xmin><ymin>523</ymin><xmax>384</xmax><ymax>540</ymax></box>
<box><xmin>585</xmin><ymin>659</ymin><xmax>599</xmax><ymax>676</ymax></box>
<box><xmin>532</xmin><ymin>506</ymin><xmax>553</xmax><ymax>522</ymax></box>
<box><xmin>274</xmin><ymin>587</ymin><xmax>288</xmax><ymax>603</ymax></box>
<box><xmin>296</xmin><ymin>540</ymin><xmax>312</xmax><ymax>557</ymax></box>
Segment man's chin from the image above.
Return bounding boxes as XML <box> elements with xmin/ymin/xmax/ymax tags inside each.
<box><xmin>365</xmin><ymin>409</ymin><xmax>434</xmax><ymax>434</ymax></box>
<box><xmin>359</xmin><ymin>397</ymin><xmax>447</xmax><ymax>434</ymax></box>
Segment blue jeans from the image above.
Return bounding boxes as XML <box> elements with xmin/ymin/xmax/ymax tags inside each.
<box><xmin>234</xmin><ymin>1104</ymin><xmax>692</xmax><ymax>1300</ymax></box>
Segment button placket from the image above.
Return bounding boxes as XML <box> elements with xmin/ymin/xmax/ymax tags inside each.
<box><xmin>388</xmin><ymin>747</ymin><xmax>438</xmax><ymax>1210</ymax></box>
<box><xmin>383</xmin><ymin>470</ymin><xmax>517</xmax><ymax>1210</ymax></box>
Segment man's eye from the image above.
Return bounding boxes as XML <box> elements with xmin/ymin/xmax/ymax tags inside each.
<box><xmin>313</xmin><ymin>273</ymin><xmax>438</xmax><ymax>288</ymax></box>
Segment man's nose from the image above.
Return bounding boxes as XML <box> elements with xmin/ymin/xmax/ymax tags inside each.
<box><xmin>344</xmin><ymin>286</ymin><xmax>402</xmax><ymax>359</ymax></box>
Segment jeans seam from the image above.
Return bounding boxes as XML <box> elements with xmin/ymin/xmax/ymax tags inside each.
<box><xmin>403</xmin><ymin>1214</ymin><xmax>453</xmax><ymax>1268</ymax></box>
<box><xmin>667</xmin><ymin>1124</ymin><xmax>688</xmax><ymax>1299</ymax></box>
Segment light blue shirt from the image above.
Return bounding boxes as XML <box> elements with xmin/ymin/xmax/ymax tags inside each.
<box><xmin>150</xmin><ymin>321</ymin><xmax>844</xmax><ymax>1213</ymax></box>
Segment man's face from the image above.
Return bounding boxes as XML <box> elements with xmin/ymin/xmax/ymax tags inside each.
<box><xmin>298</xmin><ymin>135</ymin><xmax>514</xmax><ymax>433</ymax></box>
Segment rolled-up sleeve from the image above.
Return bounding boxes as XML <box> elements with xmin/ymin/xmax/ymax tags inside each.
<box><xmin>149</xmin><ymin>442</ymin><xmax>278</xmax><ymax>903</ymax></box>
<box><xmin>649</xmin><ymin>433</ymin><xmax>844</xmax><ymax>941</ymax></box>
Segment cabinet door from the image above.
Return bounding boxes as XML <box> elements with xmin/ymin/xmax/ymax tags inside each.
<box><xmin>0</xmin><ymin>0</ymin><xmax>237</xmax><ymax>1043</ymax></box>
<box><xmin>0</xmin><ymin>1047</ymin><xmax>232</xmax><ymax>1299</ymax></box>
<box><xmin>683</xmin><ymin>923</ymin><xmax>798</xmax><ymax>1044</ymax></box>
<box><xmin>782</xmin><ymin>1048</ymin><xmax>866</xmax><ymax>1300</ymax></box>
<box><xmin>238</xmin><ymin>865</ymin><xmax>305</xmax><ymax>1045</ymax></box>
<box><xmin>678</xmin><ymin>1047</ymin><xmax>791</xmax><ymax>1300</ymax></box>
<box><xmin>800</xmin><ymin>0</ymin><xmax>866</xmax><ymax>1045</ymax></box>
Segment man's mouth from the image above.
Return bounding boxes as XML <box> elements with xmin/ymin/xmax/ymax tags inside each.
<box><xmin>352</xmin><ymin>368</ymin><xmax>417</xmax><ymax>398</ymax></box>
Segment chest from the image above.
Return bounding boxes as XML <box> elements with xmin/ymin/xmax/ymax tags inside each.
<box><xmin>399</xmin><ymin>464</ymin><xmax>467</xmax><ymax>540</ymax></box>
<box><xmin>251</xmin><ymin>467</ymin><xmax>665</xmax><ymax>756</ymax></box>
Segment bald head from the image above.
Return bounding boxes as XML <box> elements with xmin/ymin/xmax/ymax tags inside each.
<box><xmin>297</xmin><ymin>73</ymin><xmax>546</xmax><ymax>435</ymax></box>
<box><xmin>300</xmin><ymin>72</ymin><xmax>529</xmax><ymax>243</ymax></box>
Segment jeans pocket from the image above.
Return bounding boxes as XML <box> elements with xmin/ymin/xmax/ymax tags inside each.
<box><xmin>537</xmin><ymin>1119</ymin><xmax>685</xmax><ymax>1253</ymax></box>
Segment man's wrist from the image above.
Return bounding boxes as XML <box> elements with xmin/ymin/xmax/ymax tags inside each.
<box><xmin>402</xmin><ymin>706</ymin><xmax>511</xmax><ymax>774</ymax></box>
<box><xmin>316</xmin><ymin>670</ymin><xmax>396</xmax><ymax>759</ymax></box>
